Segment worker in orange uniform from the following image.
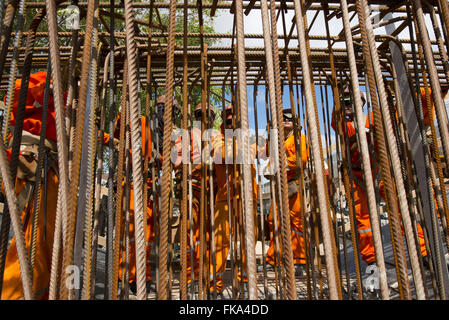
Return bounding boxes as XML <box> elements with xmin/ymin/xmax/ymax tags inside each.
<box><xmin>264</xmin><ymin>108</ymin><xmax>309</xmax><ymax>276</ymax></box>
<box><xmin>118</xmin><ymin>94</ymin><xmax>179</xmax><ymax>296</ymax></box>
<box><xmin>173</xmin><ymin>103</ymin><xmax>216</xmax><ymax>291</ymax></box>
<box><xmin>1</xmin><ymin>71</ymin><xmax>62</xmax><ymax>300</ymax></box>
<box><xmin>418</xmin><ymin>86</ymin><xmax>449</xmax><ymax>221</ymax></box>
<box><xmin>331</xmin><ymin>87</ymin><xmax>428</xmax><ymax>266</ymax></box>
<box><xmin>210</xmin><ymin>103</ymin><xmax>259</xmax><ymax>296</ymax></box>
<box><xmin>116</xmin><ymin>113</ymin><xmax>153</xmax><ymax>296</ymax></box>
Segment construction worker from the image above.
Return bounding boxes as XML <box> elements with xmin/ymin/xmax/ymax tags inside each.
<box><xmin>418</xmin><ymin>86</ymin><xmax>449</xmax><ymax>222</ymax></box>
<box><xmin>210</xmin><ymin>103</ymin><xmax>259</xmax><ymax>295</ymax></box>
<box><xmin>117</xmin><ymin>94</ymin><xmax>179</xmax><ymax>295</ymax></box>
<box><xmin>116</xmin><ymin>113</ymin><xmax>154</xmax><ymax>295</ymax></box>
<box><xmin>331</xmin><ymin>87</ymin><xmax>428</xmax><ymax>266</ymax></box>
<box><xmin>173</xmin><ymin>102</ymin><xmax>216</xmax><ymax>288</ymax></box>
<box><xmin>1</xmin><ymin>71</ymin><xmax>61</xmax><ymax>300</ymax></box>
<box><xmin>265</xmin><ymin>108</ymin><xmax>309</xmax><ymax>276</ymax></box>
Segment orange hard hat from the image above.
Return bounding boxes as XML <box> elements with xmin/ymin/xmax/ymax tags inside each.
<box><xmin>157</xmin><ymin>94</ymin><xmax>177</xmax><ymax>105</ymax></box>
<box><xmin>157</xmin><ymin>95</ymin><xmax>166</xmax><ymax>105</ymax></box>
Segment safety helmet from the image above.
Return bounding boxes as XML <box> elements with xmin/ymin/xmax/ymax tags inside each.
<box><xmin>282</xmin><ymin>108</ymin><xmax>294</xmax><ymax>122</ymax></box>
<box><xmin>155</xmin><ymin>94</ymin><xmax>180</xmax><ymax>123</ymax></box>
<box><xmin>194</xmin><ymin>103</ymin><xmax>216</xmax><ymax>121</ymax></box>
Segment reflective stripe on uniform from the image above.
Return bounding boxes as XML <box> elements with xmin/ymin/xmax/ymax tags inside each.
<box><xmin>292</xmin><ymin>229</ymin><xmax>304</xmax><ymax>237</ymax></box>
<box><xmin>358</xmin><ymin>228</ymin><xmax>372</xmax><ymax>234</ymax></box>
<box><xmin>210</xmin><ymin>271</ymin><xmax>225</xmax><ymax>279</ymax></box>
<box><xmin>34</xmin><ymin>286</ymin><xmax>49</xmax><ymax>298</ymax></box>
<box><xmin>33</xmin><ymin>100</ymin><xmax>42</xmax><ymax>108</ymax></box>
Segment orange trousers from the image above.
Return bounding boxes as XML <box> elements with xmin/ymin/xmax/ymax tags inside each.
<box><xmin>118</xmin><ymin>186</ymin><xmax>154</xmax><ymax>283</ymax></box>
<box><xmin>352</xmin><ymin>181</ymin><xmax>427</xmax><ymax>264</ymax></box>
<box><xmin>1</xmin><ymin>169</ymin><xmax>59</xmax><ymax>300</ymax></box>
<box><xmin>210</xmin><ymin>200</ymin><xmax>257</xmax><ymax>293</ymax></box>
<box><xmin>186</xmin><ymin>189</ymin><xmax>201</xmax><ymax>284</ymax></box>
<box><xmin>266</xmin><ymin>190</ymin><xmax>306</xmax><ymax>266</ymax></box>
<box><xmin>185</xmin><ymin>196</ymin><xmax>227</xmax><ymax>292</ymax></box>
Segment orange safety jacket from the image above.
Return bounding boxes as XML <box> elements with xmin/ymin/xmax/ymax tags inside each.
<box><xmin>285</xmin><ymin>132</ymin><xmax>308</xmax><ymax>182</ymax></box>
<box><xmin>113</xmin><ymin>113</ymin><xmax>151</xmax><ymax>158</ymax></box>
<box><xmin>174</xmin><ymin>126</ymin><xmax>203</xmax><ymax>188</ymax></box>
<box><xmin>331</xmin><ymin>93</ymin><xmax>435</xmax><ymax>184</ymax></box>
<box><xmin>5</xmin><ymin>72</ymin><xmax>64</xmax><ymax>143</ymax></box>
<box><xmin>331</xmin><ymin>109</ymin><xmax>375</xmax><ymax>183</ymax></box>
<box><xmin>213</xmin><ymin>135</ymin><xmax>259</xmax><ymax>204</ymax></box>
<box><xmin>4</xmin><ymin>71</ymin><xmax>113</xmax><ymax>157</ymax></box>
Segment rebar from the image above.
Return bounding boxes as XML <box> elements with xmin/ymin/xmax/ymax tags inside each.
<box><xmin>359</xmin><ymin>0</ymin><xmax>425</xmax><ymax>299</ymax></box>
<box><xmin>157</xmin><ymin>0</ymin><xmax>176</xmax><ymax>300</ymax></box>
<box><xmin>46</xmin><ymin>0</ymin><xmax>71</xmax><ymax>299</ymax></box>
<box><xmin>293</xmin><ymin>0</ymin><xmax>339</xmax><ymax>300</ymax></box>
<box><xmin>340</xmin><ymin>0</ymin><xmax>389</xmax><ymax>299</ymax></box>
<box><xmin>0</xmin><ymin>0</ymin><xmax>448</xmax><ymax>302</ymax></box>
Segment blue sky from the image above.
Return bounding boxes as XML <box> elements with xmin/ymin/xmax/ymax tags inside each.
<box><xmin>224</xmin><ymin>84</ymin><xmax>338</xmax><ymax>147</ymax></box>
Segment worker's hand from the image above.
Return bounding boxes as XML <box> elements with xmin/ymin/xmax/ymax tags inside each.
<box><xmin>113</xmin><ymin>138</ymin><xmax>120</xmax><ymax>149</ymax></box>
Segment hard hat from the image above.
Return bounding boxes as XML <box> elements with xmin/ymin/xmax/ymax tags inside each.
<box><xmin>155</xmin><ymin>95</ymin><xmax>180</xmax><ymax>125</ymax></box>
<box><xmin>157</xmin><ymin>95</ymin><xmax>167</xmax><ymax>105</ymax></box>
<box><xmin>156</xmin><ymin>94</ymin><xmax>178</xmax><ymax>108</ymax></box>
<box><xmin>282</xmin><ymin>108</ymin><xmax>293</xmax><ymax>122</ymax></box>
<box><xmin>194</xmin><ymin>103</ymin><xmax>216</xmax><ymax>120</ymax></box>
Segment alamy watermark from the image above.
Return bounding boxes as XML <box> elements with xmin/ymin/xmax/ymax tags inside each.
<box><xmin>364</xmin><ymin>264</ymin><xmax>379</xmax><ymax>292</ymax></box>
<box><xmin>65</xmin><ymin>265</ymin><xmax>81</xmax><ymax>290</ymax></box>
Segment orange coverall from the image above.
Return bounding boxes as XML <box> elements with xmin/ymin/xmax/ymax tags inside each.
<box><xmin>174</xmin><ymin>126</ymin><xmax>203</xmax><ymax>283</ymax></box>
<box><xmin>211</xmin><ymin>135</ymin><xmax>259</xmax><ymax>293</ymax></box>
<box><xmin>117</xmin><ymin>115</ymin><xmax>155</xmax><ymax>284</ymax></box>
<box><xmin>331</xmin><ymin>109</ymin><xmax>427</xmax><ymax>264</ymax></box>
<box><xmin>1</xmin><ymin>72</ymin><xmax>61</xmax><ymax>300</ymax></box>
<box><xmin>266</xmin><ymin>132</ymin><xmax>309</xmax><ymax>266</ymax></box>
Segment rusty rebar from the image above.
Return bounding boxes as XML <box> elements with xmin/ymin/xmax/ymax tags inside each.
<box><xmin>157</xmin><ymin>0</ymin><xmax>177</xmax><ymax>300</ymax></box>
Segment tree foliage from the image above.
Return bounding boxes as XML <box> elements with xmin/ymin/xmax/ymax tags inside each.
<box><xmin>2</xmin><ymin>2</ymin><xmax>230</xmax><ymax>129</ymax></box>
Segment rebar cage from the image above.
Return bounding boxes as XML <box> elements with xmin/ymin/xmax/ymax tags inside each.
<box><xmin>0</xmin><ymin>0</ymin><xmax>448</xmax><ymax>301</ymax></box>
